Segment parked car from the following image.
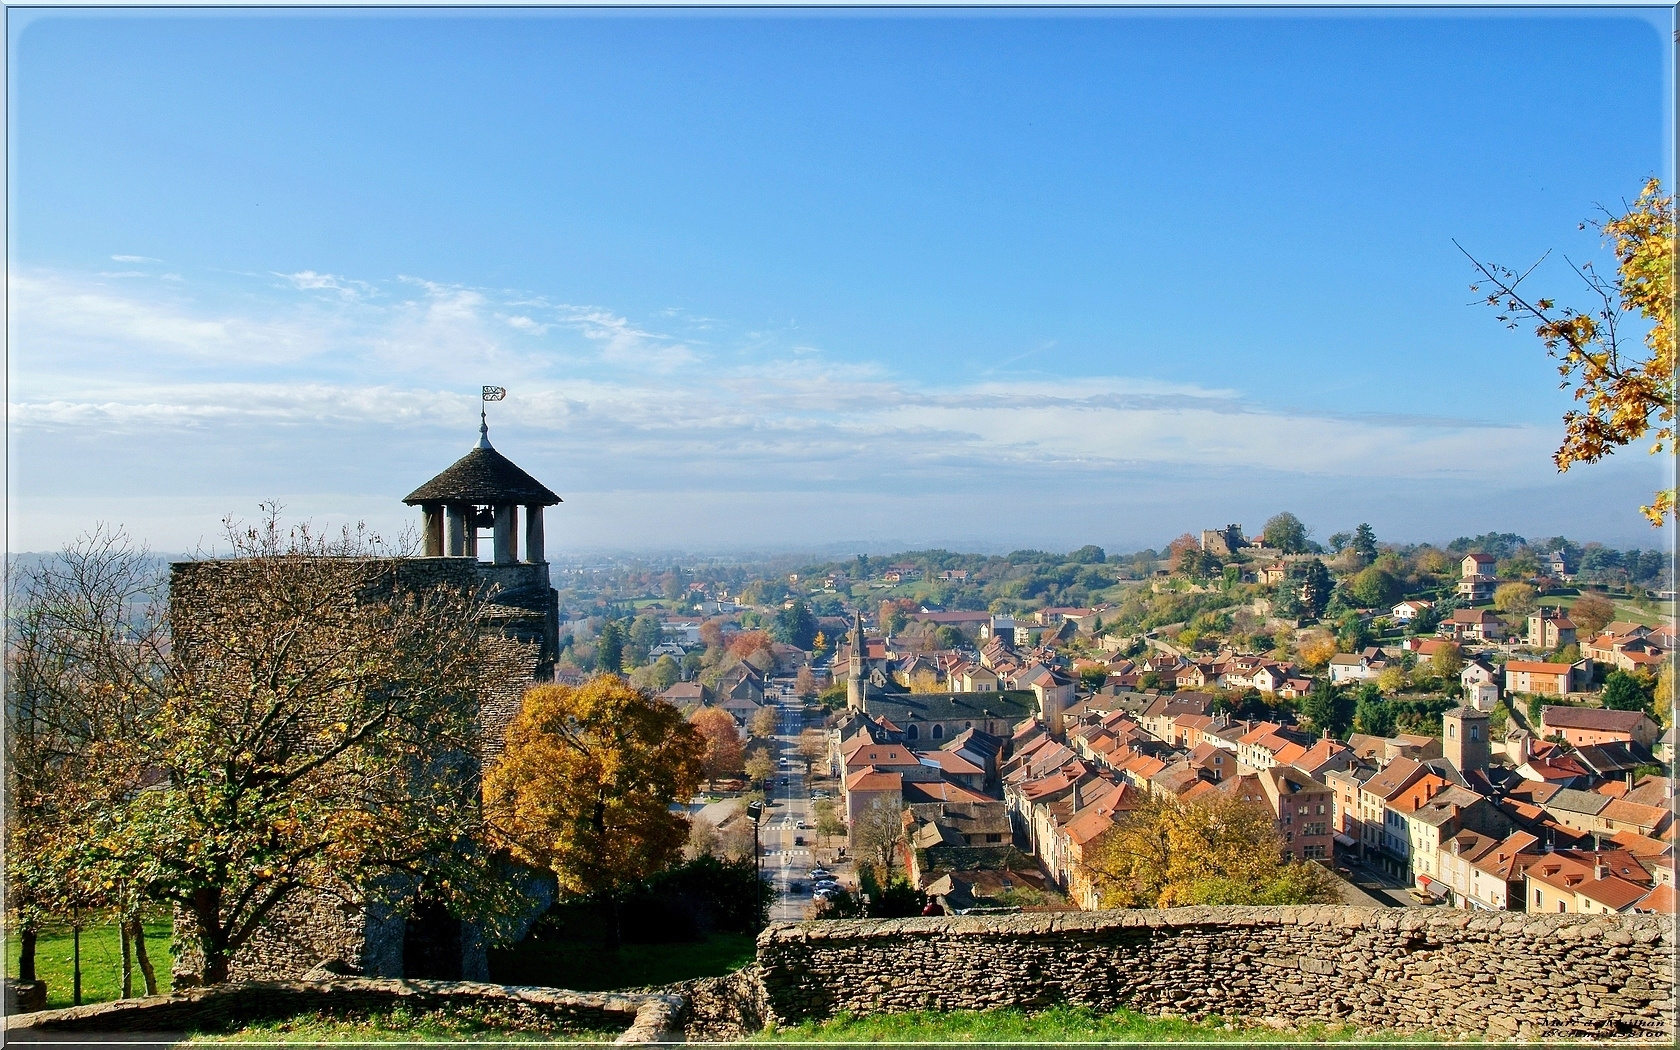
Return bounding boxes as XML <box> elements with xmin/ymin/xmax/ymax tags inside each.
<box><xmin>809</xmin><ymin>867</ymin><xmax>832</xmax><ymax>879</ymax></box>
<box><xmin>796</xmin><ymin>820</ymin><xmax>809</xmax><ymax>829</ymax></box>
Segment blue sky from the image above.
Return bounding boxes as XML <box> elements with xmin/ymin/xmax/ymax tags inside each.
<box><xmin>7</xmin><ymin>6</ymin><xmax>1675</xmax><ymax>555</ymax></box>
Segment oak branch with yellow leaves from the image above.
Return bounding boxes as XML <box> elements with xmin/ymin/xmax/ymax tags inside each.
<box><xmin>1459</xmin><ymin>177</ymin><xmax>1675</xmax><ymax>525</ymax></box>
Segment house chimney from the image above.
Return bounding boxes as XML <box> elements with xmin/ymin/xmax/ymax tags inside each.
<box><xmin>1595</xmin><ymin>864</ymin><xmax>1611</xmax><ymax>881</ymax></box>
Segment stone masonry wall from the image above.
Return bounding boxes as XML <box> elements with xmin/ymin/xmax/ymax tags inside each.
<box><xmin>757</xmin><ymin>906</ymin><xmax>1675</xmax><ymax>1040</ymax></box>
<box><xmin>1</xmin><ymin>977</ymin><xmax>679</xmax><ymax>1043</ymax></box>
<box><xmin>166</xmin><ymin>557</ymin><xmax>545</xmax><ymax>985</ymax></box>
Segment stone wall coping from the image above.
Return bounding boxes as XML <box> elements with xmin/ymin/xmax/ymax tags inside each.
<box><xmin>760</xmin><ymin>905</ymin><xmax>1677</xmax><ymax>944</ymax></box>
<box><xmin>3</xmin><ymin>976</ymin><xmax>681</xmax><ymax>1044</ymax></box>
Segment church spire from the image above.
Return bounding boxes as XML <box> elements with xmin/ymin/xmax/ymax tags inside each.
<box><xmin>847</xmin><ymin>608</ymin><xmax>866</xmax><ymax>711</ymax></box>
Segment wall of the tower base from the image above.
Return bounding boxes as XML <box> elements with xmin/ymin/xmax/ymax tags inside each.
<box><xmin>171</xmin><ymin>865</ymin><xmax>556</xmax><ymax>986</ymax></box>
<box><xmin>165</xmin><ymin>555</ymin><xmax>556</xmax><ymax>986</ymax></box>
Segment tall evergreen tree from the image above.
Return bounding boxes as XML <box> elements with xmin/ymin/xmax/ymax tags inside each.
<box><xmin>596</xmin><ymin>619</ymin><xmax>625</xmax><ymax>673</ymax></box>
<box><xmin>1352</xmin><ymin>523</ymin><xmax>1378</xmax><ymax>563</ymax></box>
<box><xmin>1301</xmin><ymin>559</ymin><xmax>1333</xmax><ymax>618</ymax></box>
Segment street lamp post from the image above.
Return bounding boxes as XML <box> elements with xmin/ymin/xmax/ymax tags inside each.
<box><xmin>746</xmin><ymin>799</ymin><xmax>765</xmax><ymax>885</ymax></box>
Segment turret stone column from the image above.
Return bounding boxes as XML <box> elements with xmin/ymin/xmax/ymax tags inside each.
<box><xmin>446</xmin><ymin>505</ymin><xmax>468</xmax><ymax>557</ymax></box>
<box><xmin>493</xmin><ymin>504</ymin><xmax>516</xmax><ymax>565</ymax></box>
<box><xmin>525</xmin><ymin>505</ymin><xmax>544</xmax><ymax>563</ymax></box>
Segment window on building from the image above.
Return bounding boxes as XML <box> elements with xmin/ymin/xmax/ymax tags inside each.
<box><xmin>932</xmin><ymin>724</ymin><xmax>943</xmax><ymax>739</ymax></box>
<box><xmin>905</xmin><ymin>725</ymin><xmax>918</xmax><ymax>740</ymax></box>
<box><xmin>986</xmin><ymin>833</ymin><xmax>1002</xmax><ymax>843</ymax></box>
<box><xmin>1558</xmin><ymin>902</ymin><xmax>1566</xmax><ymax>913</ymax></box>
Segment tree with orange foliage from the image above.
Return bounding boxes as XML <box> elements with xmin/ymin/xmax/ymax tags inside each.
<box><xmin>727</xmin><ymin>629</ymin><xmax>774</xmax><ymax>662</ymax></box>
<box><xmin>1166</xmin><ymin>533</ymin><xmax>1200</xmax><ymax>570</ymax></box>
<box><xmin>1462</xmin><ymin>178</ymin><xmax>1674</xmax><ymax>525</ymax></box>
<box><xmin>688</xmin><ymin>706</ymin><xmax>745</xmax><ymax>790</ymax></box>
<box><xmin>483</xmin><ymin>677</ymin><xmax>703</xmax><ymax>946</ymax></box>
<box><xmin>698</xmin><ymin>619</ymin><xmax>726</xmax><ymax>651</ymax></box>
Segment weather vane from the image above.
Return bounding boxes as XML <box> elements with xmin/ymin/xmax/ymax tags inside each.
<box><xmin>479</xmin><ymin>385</ymin><xmax>506</xmax><ymax>448</ymax></box>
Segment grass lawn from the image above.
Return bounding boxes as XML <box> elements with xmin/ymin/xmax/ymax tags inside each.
<box><xmin>757</xmin><ymin>1006</ymin><xmax>1434</xmax><ymax>1043</ymax></box>
<box><xmin>4</xmin><ymin>921</ymin><xmax>174</xmax><ymax>1010</ymax></box>
<box><xmin>488</xmin><ymin>932</ymin><xmax>757</xmax><ymax>991</ymax></box>
<box><xmin>1548</xmin><ymin>592</ymin><xmax>1673</xmax><ymax>628</ymax></box>
<box><xmin>186</xmin><ymin>1005</ymin><xmax>623</xmax><ymax>1043</ymax></box>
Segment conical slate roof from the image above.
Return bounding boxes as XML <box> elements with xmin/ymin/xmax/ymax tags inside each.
<box><xmin>403</xmin><ymin>442</ymin><xmax>561</xmax><ymax>507</ymax></box>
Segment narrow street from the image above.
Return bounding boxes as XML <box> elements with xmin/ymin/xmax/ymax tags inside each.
<box><xmin>763</xmin><ymin>680</ymin><xmax>820</xmax><ymax>923</ymax></box>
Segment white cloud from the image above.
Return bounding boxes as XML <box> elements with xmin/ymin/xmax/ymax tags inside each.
<box><xmin>110</xmin><ymin>254</ymin><xmax>161</xmax><ymax>263</ymax></box>
<box><xmin>278</xmin><ymin>270</ymin><xmax>375</xmax><ymax>300</ymax></box>
<box><xmin>10</xmin><ymin>262</ymin><xmax>1666</xmax><ymax>552</ymax></box>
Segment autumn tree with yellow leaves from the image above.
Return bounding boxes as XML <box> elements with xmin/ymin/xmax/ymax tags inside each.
<box><xmin>1086</xmin><ymin>794</ymin><xmax>1338</xmax><ymax>908</ymax></box>
<box><xmin>1462</xmin><ymin>177</ymin><xmax>1675</xmax><ymax>524</ymax></box>
<box><xmin>483</xmin><ymin>677</ymin><xmax>703</xmax><ymax>946</ymax></box>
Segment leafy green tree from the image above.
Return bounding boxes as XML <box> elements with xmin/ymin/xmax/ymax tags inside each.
<box><xmin>772</xmin><ymin>599</ymin><xmax>818</xmax><ymax>650</ymax></box>
<box><xmin>1271</xmin><ymin>580</ymin><xmax>1303</xmax><ymax>619</ymax></box>
<box><xmin>1068</xmin><ymin>545</ymin><xmax>1107</xmax><ymax>564</ymax></box>
<box><xmin>1336</xmin><ymin>613</ymin><xmax>1372</xmax><ymax>653</ymax></box>
<box><xmin>1349</xmin><ymin>567</ymin><xmax>1401</xmax><ymax>609</ymax></box>
<box><xmin>1353</xmin><ymin>692</ymin><xmax>1396</xmax><ymax>737</ymax></box>
<box><xmin>1601</xmin><ymin>670</ymin><xmax>1653</xmax><ymax>713</ymax></box>
<box><xmin>1327</xmin><ymin>531</ymin><xmax>1352</xmax><ymax>554</ymax></box>
<box><xmin>1300</xmin><ymin>679</ymin><xmax>1351</xmax><ymax>737</ymax></box>
<box><xmin>1300</xmin><ymin>560</ymin><xmax>1333</xmax><ymax>618</ymax></box>
<box><xmin>1262</xmin><ymin>512</ymin><xmax>1310</xmax><ymax>554</ymax></box>
<box><xmin>1352</xmin><ymin>524</ymin><xmax>1378</xmax><ymax>564</ymax></box>
<box><xmin>626</xmin><ymin>615</ymin><xmax>663</xmax><ymax>667</ymax></box>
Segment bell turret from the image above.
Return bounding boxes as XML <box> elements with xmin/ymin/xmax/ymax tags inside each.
<box><xmin>404</xmin><ymin>416</ymin><xmax>561</xmax><ymax>564</ymax></box>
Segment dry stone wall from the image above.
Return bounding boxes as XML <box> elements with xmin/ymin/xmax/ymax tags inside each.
<box><xmin>2</xmin><ymin>977</ymin><xmax>678</xmax><ymax>1044</ymax></box>
<box><xmin>756</xmin><ymin>906</ymin><xmax>1675</xmax><ymax>1040</ymax></box>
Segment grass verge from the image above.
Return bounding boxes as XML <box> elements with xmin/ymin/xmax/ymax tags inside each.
<box><xmin>185</xmin><ymin>1005</ymin><xmax>622</xmax><ymax>1043</ymax></box>
<box><xmin>4</xmin><ymin>921</ymin><xmax>174</xmax><ymax>1010</ymax></box>
<box><xmin>487</xmin><ymin>931</ymin><xmax>757</xmax><ymax>991</ymax></box>
<box><xmin>757</xmin><ymin>1006</ymin><xmax>1437</xmax><ymax>1043</ymax></box>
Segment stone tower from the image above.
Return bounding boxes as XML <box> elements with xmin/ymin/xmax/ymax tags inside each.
<box><xmin>403</xmin><ymin>417</ymin><xmax>563</xmax><ymax>675</ymax></box>
<box><xmin>1443</xmin><ymin>704</ymin><xmax>1490</xmax><ymax>774</ymax></box>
